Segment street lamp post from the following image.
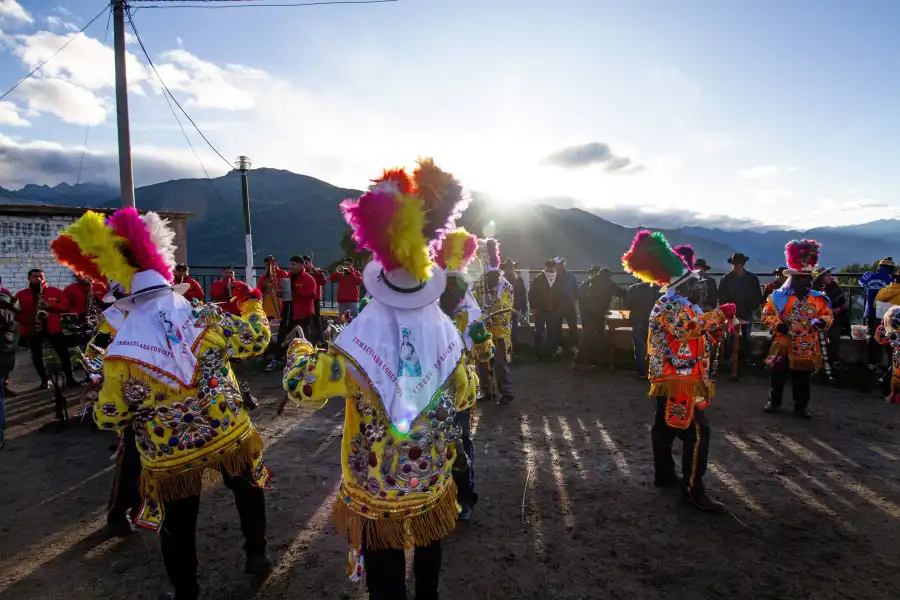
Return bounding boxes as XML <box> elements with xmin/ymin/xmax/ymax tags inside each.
<box><xmin>235</xmin><ymin>156</ymin><xmax>255</xmax><ymax>287</ymax></box>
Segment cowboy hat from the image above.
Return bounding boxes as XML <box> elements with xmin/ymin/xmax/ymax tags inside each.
<box><xmin>115</xmin><ymin>270</ymin><xmax>189</xmax><ymax>311</ymax></box>
<box><xmin>727</xmin><ymin>253</ymin><xmax>749</xmax><ymax>264</ymax></box>
<box><xmin>812</xmin><ymin>266</ymin><xmax>835</xmax><ymax>283</ymax></box>
<box><xmin>694</xmin><ymin>258</ymin><xmax>710</xmax><ymax>270</ymax></box>
<box><xmin>362</xmin><ymin>260</ymin><xmax>446</xmax><ymax>310</ymax></box>
<box><xmin>501</xmin><ymin>258</ymin><xmax>518</xmax><ymax>268</ymax></box>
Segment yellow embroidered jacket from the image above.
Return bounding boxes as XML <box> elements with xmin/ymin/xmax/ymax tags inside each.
<box><xmin>874</xmin><ymin>324</ymin><xmax>900</xmax><ymax>394</ymax></box>
<box><xmin>761</xmin><ymin>291</ymin><xmax>833</xmax><ymax>371</ymax></box>
<box><xmin>94</xmin><ymin>298</ymin><xmax>271</xmax><ymax>529</ymax></box>
<box><xmin>475</xmin><ymin>278</ymin><xmax>514</xmax><ymax>359</ymax></box>
<box><xmin>283</xmin><ymin>338</ymin><xmax>480</xmax><ymax>552</ymax></box>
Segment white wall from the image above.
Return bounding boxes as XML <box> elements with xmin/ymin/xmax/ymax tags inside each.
<box><xmin>0</xmin><ymin>215</ymin><xmax>79</xmax><ymax>293</ymax></box>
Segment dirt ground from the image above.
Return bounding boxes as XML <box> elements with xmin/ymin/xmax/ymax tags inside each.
<box><xmin>2</xmin><ymin>355</ymin><xmax>900</xmax><ymax>600</ymax></box>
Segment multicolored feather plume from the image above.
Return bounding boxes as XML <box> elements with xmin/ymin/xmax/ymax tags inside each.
<box><xmin>50</xmin><ymin>234</ymin><xmax>107</xmax><ymax>283</ymax></box>
<box><xmin>370</xmin><ymin>168</ymin><xmax>413</xmax><ymax>196</ymax></box>
<box><xmin>65</xmin><ymin>211</ymin><xmax>136</xmax><ymax>291</ymax></box>
<box><xmin>622</xmin><ymin>230</ymin><xmax>687</xmax><ymax>285</ymax></box>
<box><xmin>412</xmin><ymin>158</ymin><xmax>470</xmax><ymax>241</ymax></box>
<box><xmin>434</xmin><ymin>228</ymin><xmax>478</xmax><ymax>272</ymax></box>
<box><xmin>142</xmin><ymin>212</ymin><xmax>177</xmax><ymax>272</ymax></box>
<box><xmin>341</xmin><ymin>189</ymin><xmax>402</xmax><ymax>271</ymax></box>
<box><xmin>784</xmin><ymin>239</ymin><xmax>820</xmax><ymax>273</ymax></box>
<box><xmin>108</xmin><ymin>207</ymin><xmax>173</xmax><ymax>282</ymax></box>
<box><xmin>484</xmin><ymin>238</ymin><xmax>501</xmax><ymax>271</ymax></box>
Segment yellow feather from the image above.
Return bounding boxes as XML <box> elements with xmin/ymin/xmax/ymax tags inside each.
<box><xmin>443</xmin><ymin>229</ymin><xmax>467</xmax><ymax>272</ymax></box>
<box><xmin>65</xmin><ymin>211</ymin><xmax>137</xmax><ymax>291</ymax></box>
<box><xmin>387</xmin><ymin>195</ymin><xmax>432</xmax><ymax>281</ymax></box>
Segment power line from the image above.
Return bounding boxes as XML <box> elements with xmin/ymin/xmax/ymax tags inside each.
<box><xmin>133</xmin><ymin>0</ymin><xmax>397</xmax><ymax>9</ymax></box>
<box><xmin>125</xmin><ymin>7</ymin><xmax>235</xmax><ymax>171</ymax></box>
<box><xmin>0</xmin><ymin>4</ymin><xmax>110</xmax><ymax>103</ymax></box>
<box><xmin>77</xmin><ymin>7</ymin><xmax>115</xmax><ymax>185</ymax></box>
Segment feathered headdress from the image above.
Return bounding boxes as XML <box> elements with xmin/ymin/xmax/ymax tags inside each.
<box><xmin>484</xmin><ymin>238</ymin><xmax>501</xmax><ymax>272</ymax></box>
<box><xmin>340</xmin><ymin>160</ymin><xmax>470</xmax><ymax>282</ymax></box>
<box><xmin>784</xmin><ymin>239</ymin><xmax>821</xmax><ymax>276</ymax></box>
<box><xmin>51</xmin><ymin>208</ymin><xmax>179</xmax><ymax>292</ymax></box>
<box><xmin>622</xmin><ymin>230</ymin><xmax>694</xmax><ymax>290</ymax></box>
<box><xmin>434</xmin><ymin>228</ymin><xmax>478</xmax><ymax>273</ymax></box>
<box><xmin>673</xmin><ymin>244</ymin><xmax>695</xmax><ymax>271</ymax></box>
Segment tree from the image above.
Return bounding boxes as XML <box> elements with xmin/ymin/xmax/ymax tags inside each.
<box><xmin>330</xmin><ymin>229</ymin><xmax>371</xmax><ymax>270</ymax></box>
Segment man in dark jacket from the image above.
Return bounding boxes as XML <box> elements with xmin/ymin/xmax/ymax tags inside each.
<box><xmin>0</xmin><ymin>288</ymin><xmax>21</xmax><ymax>449</ymax></box>
<box><xmin>528</xmin><ymin>260</ymin><xmax>556</xmax><ymax>359</ymax></box>
<box><xmin>551</xmin><ymin>257</ymin><xmax>580</xmax><ymax>353</ymax></box>
<box><xmin>694</xmin><ymin>259</ymin><xmax>718</xmax><ymax>310</ymax></box>
<box><xmin>574</xmin><ymin>267</ymin><xmax>624</xmax><ymax>369</ymax></box>
<box><xmin>718</xmin><ymin>253</ymin><xmax>762</xmax><ymax>362</ymax></box>
<box><xmin>625</xmin><ymin>281</ymin><xmax>660</xmax><ymax>378</ymax></box>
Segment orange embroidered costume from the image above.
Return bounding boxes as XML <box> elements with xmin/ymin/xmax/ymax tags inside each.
<box><xmin>874</xmin><ymin>305</ymin><xmax>900</xmax><ymax>403</ymax></box>
<box><xmin>623</xmin><ymin>231</ymin><xmax>735</xmax><ymax>513</ymax></box>
<box><xmin>762</xmin><ymin>240</ymin><xmax>833</xmax><ymax>418</ymax></box>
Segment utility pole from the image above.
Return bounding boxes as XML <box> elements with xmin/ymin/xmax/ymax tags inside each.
<box><xmin>113</xmin><ymin>0</ymin><xmax>135</xmax><ymax>207</ymax></box>
<box><xmin>235</xmin><ymin>156</ymin><xmax>255</xmax><ymax>287</ymax></box>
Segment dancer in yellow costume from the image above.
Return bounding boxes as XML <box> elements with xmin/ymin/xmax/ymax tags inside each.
<box><xmin>280</xmin><ymin>161</ymin><xmax>489</xmax><ymax>600</ymax></box>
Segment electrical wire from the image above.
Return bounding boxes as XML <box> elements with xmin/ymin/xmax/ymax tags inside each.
<box><xmin>77</xmin><ymin>7</ymin><xmax>115</xmax><ymax>185</ymax></box>
<box><xmin>0</xmin><ymin>4</ymin><xmax>110</xmax><ymax>102</ymax></box>
<box><xmin>132</xmin><ymin>0</ymin><xmax>397</xmax><ymax>9</ymax></box>
<box><xmin>125</xmin><ymin>7</ymin><xmax>235</xmax><ymax>171</ymax></box>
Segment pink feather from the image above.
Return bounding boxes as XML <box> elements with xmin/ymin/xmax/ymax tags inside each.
<box><xmin>673</xmin><ymin>244</ymin><xmax>695</xmax><ymax>270</ymax></box>
<box><xmin>461</xmin><ymin>234</ymin><xmax>478</xmax><ymax>266</ymax></box>
<box><xmin>340</xmin><ymin>190</ymin><xmax>401</xmax><ymax>271</ymax></box>
<box><xmin>485</xmin><ymin>238</ymin><xmax>500</xmax><ymax>269</ymax></box>
<box><xmin>107</xmin><ymin>207</ymin><xmax>172</xmax><ymax>281</ymax></box>
<box><xmin>784</xmin><ymin>239</ymin><xmax>821</xmax><ymax>271</ymax></box>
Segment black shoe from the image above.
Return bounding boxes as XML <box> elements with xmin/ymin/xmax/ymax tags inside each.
<box><xmin>244</xmin><ymin>554</ymin><xmax>273</xmax><ymax>577</ymax></box>
<box><xmin>793</xmin><ymin>407</ymin><xmax>812</xmax><ymax>420</ymax></box>
<box><xmin>654</xmin><ymin>474</ymin><xmax>681</xmax><ymax>488</ymax></box>
<box><xmin>458</xmin><ymin>503</ymin><xmax>475</xmax><ymax>521</ymax></box>
<box><xmin>763</xmin><ymin>401</ymin><xmax>781</xmax><ymax>413</ymax></box>
<box><xmin>105</xmin><ymin>518</ymin><xmax>135</xmax><ymax>538</ymax></box>
<box><xmin>681</xmin><ymin>490</ymin><xmax>725</xmax><ymax>513</ymax></box>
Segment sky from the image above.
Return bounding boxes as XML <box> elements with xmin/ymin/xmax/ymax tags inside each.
<box><xmin>1</xmin><ymin>0</ymin><xmax>900</xmax><ymax>230</ymax></box>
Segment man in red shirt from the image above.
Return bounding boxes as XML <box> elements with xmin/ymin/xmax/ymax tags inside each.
<box><xmin>15</xmin><ymin>269</ymin><xmax>79</xmax><ymax>389</ymax></box>
<box><xmin>291</xmin><ymin>257</ymin><xmax>318</xmax><ymax>334</ymax></box>
<box><xmin>329</xmin><ymin>259</ymin><xmax>363</xmax><ymax>317</ymax></box>
<box><xmin>63</xmin><ymin>276</ymin><xmax>107</xmax><ymax>325</ymax></box>
<box><xmin>303</xmin><ymin>256</ymin><xmax>327</xmax><ymax>342</ymax></box>
<box><xmin>173</xmin><ymin>263</ymin><xmax>205</xmax><ymax>304</ymax></box>
<box><xmin>210</xmin><ymin>267</ymin><xmax>240</xmax><ymax>315</ymax></box>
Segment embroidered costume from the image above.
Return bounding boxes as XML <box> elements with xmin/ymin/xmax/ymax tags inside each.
<box><xmin>762</xmin><ymin>240</ymin><xmax>833</xmax><ymax>418</ymax></box>
<box><xmin>282</xmin><ymin>160</ymin><xmax>481</xmax><ymax>599</ymax></box>
<box><xmin>623</xmin><ymin>231</ymin><xmax>735</xmax><ymax>513</ymax></box>
<box><xmin>51</xmin><ymin>208</ymin><xmax>272</xmax><ymax>600</ymax></box>
<box><xmin>875</xmin><ymin>306</ymin><xmax>900</xmax><ymax>403</ymax></box>
<box><xmin>473</xmin><ymin>238</ymin><xmax>515</xmax><ymax>403</ymax></box>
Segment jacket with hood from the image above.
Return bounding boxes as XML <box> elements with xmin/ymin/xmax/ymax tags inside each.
<box><xmin>862</xmin><ymin>266</ymin><xmax>895</xmax><ymax>318</ymax></box>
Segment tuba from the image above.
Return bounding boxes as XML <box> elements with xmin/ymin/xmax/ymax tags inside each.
<box><xmin>34</xmin><ymin>286</ymin><xmax>48</xmax><ymax>334</ymax></box>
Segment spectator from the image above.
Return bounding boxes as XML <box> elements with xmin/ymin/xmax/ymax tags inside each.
<box><xmin>0</xmin><ymin>287</ymin><xmax>20</xmax><ymax>448</ymax></box>
<box><xmin>762</xmin><ymin>267</ymin><xmax>787</xmax><ymax>307</ymax></box>
<box><xmin>814</xmin><ymin>267</ymin><xmax>847</xmax><ymax>369</ymax></box>
<box><xmin>290</xmin><ymin>258</ymin><xmax>319</xmax><ymax>341</ymax></box>
<box><xmin>718</xmin><ymin>252</ymin><xmax>761</xmax><ymax>363</ymax></box>
<box><xmin>210</xmin><ymin>267</ymin><xmax>240</xmax><ymax>315</ymax></box>
<box><xmin>528</xmin><ymin>260</ymin><xmax>556</xmax><ymax>359</ymax></box>
<box><xmin>304</xmin><ymin>255</ymin><xmax>327</xmax><ymax>341</ymax></box>
<box><xmin>574</xmin><ymin>267</ymin><xmax>625</xmax><ymax>370</ymax></box>
<box><xmin>551</xmin><ymin>257</ymin><xmax>580</xmax><ymax>354</ymax></box>
<box><xmin>860</xmin><ymin>257</ymin><xmax>896</xmax><ymax>369</ymax></box>
<box><xmin>173</xmin><ymin>263</ymin><xmax>205</xmax><ymax>304</ymax></box>
<box><xmin>15</xmin><ymin>268</ymin><xmax>79</xmax><ymax>389</ymax></box>
<box><xmin>330</xmin><ymin>259</ymin><xmax>363</xmax><ymax>317</ymax></box>
<box><xmin>501</xmin><ymin>259</ymin><xmax>528</xmax><ymax>354</ymax></box>
<box><xmin>694</xmin><ymin>259</ymin><xmax>718</xmax><ymax>310</ymax></box>
<box><xmin>62</xmin><ymin>275</ymin><xmax>107</xmax><ymax>323</ymax></box>
<box><xmin>268</xmin><ymin>256</ymin><xmax>303</xmax><ymax>371</ymax></box>
<box><xmin>0</xmin><ymin>276</ymin><xmax>15</xmax><ymax>399</ymax></box>
<box><xmin>625</xmin><ymin>280</ymin><xmax>660</xmax><ymax>378</ymax></box>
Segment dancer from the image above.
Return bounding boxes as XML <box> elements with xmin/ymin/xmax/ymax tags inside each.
<box><xmin>435</xmin><ymin>227</ymin><xmax>493</xmax><ymax>521</ymax></box>
<box><xmin>53</xmin><ymin>209</ymin><xmax>272</xmax><ymax>600</ymax></box>
<box><xmin>622</xmin><ymin>231</ymin><xmax>735</xmax><ymax>513</ymax></box>
<box><xmin>0</xmin><ymin>287</ymin><xmax>20</xmax><ymax>450</ymax></box>
<box><xmin>475</xmin><ymin>239</ymin><xmax>515</xmax><ymax>404</ymax></box>
<box><xmin>762</xmin><ymin>240</ymin><xmax>833</xmax><ymax>419</ymax></box>
<box><xmin>280</xmin><ymin>160</ymin><xmax>486</xmax><ymax>600</ymax></box>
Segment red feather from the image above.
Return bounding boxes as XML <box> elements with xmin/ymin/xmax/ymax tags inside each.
<box><xmin>50</xmin><ymin>235</ymin><xmax>107</xmax><ymax>283</ymax></box>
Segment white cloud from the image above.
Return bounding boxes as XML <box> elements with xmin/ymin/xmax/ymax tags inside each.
<box><xmin>840</xmin><ymin>199</ymin><xmax>889</xmax><ymax>212</ymax></box>
<box><xmin>0</xmin><ymin>100</ymin><xmax>29</xmax><ymax>126</ymax></box>
<box><xmin>44</xmin><ymin>15</ymin><xmax>78</xmax><ymax>31</ymax></box>
<box><xmin>125</xmin><ymin>32</ymin><xmax>136</xmax><ymax>45</ymax></box>
<box><xmin>739</xmin><ymin>165</ymin><xmax>799</xmax><ymax>179</ymax></box>
<box><xmin>154</xmin><ymin>49</ymin><xmax>261</xmax><ymax>110</ymax></box>
<box><xmin>17</xmin><ymin>79</ymin><xmax>108</xmax><ymax>125</ymax></box>
<box><xmin>0</xmin><ymin>0</ymin><xmax>32</xmax><ymax>23</ymax></box>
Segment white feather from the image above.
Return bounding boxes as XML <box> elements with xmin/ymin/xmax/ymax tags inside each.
<box><xmin>141</xmin><ymin>212</ymin><xmax>177</xmax><ymax>269</ymax></box>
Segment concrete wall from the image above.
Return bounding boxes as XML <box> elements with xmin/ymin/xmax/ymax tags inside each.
<box><xmin>0</xmin><ymin>205</ymin><xmax>191</xmax><ymax>293</ymax></box>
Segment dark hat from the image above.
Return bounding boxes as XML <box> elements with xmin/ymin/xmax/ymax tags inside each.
<box><xmin>175</xmin><ymin>262</ymin><xmax>187</xmax><ymax>270</ymax></box>
<box><xmin>264</xmin><ymin>255</ymin><xmax>276</xmax><ymax>263</ymax></box>
<box><xmin>502</xmin><ymin>258</ymin><xmax>517</xmax><ymax>268</ymax></box>
<box><xmin>727</xmin><ymin>253</ymin><xmax>749</xmax><ymax>265</ymax></box>
<box><xmin>694</xmin><ymin>258</ymin><xmax>710</xmax><ymax>270</ymax></box>
<box><xmin>880</xmin><ymin>257</ymin><xmax>896</xmax><ymax>268</ymax></box>
<box><xmin>773</xmin><ymin>266</ymin><xmax>786</xmax><ymax>276</ymax></box>
<box><xmin>812</xmin><ymin>266</ymin><xmax>835</xmax><ymax>282</ymax></box>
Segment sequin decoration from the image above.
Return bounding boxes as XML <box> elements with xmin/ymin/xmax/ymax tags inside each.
<box><xmin>122</xmin><ymin>378</ymin><xmax>152</xmax><ymax>408</ymax></box>
<box><xmin>198</xmin><ymin>348</ymin><xmax>243</xmax><ymax>414</ymax></box>
<box><xmin>157</xmin><ymin>396</ymin><xmax>216</xmax><ymax>450</ymax></box>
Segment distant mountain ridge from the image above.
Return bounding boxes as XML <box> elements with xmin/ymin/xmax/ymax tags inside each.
<box><xmin>2</xmin><ymin>170</ymin><xmax>896</xmax><ymax>271</ymax></box>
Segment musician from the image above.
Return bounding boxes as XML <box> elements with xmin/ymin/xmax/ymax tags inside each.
<box><xmin>475</xmin><ymin>239</ymin><xmax>515</xmax><ymax>405</ymax></box>
<box><xmin>62</xmin><ymin>275</ymin><xmax>107</xmax><ymax>324</ymax></box>
<box><xmin>258</xmin><ymin>256</ymin><xmax>288</xmax><ymax>321</ymax></box>
<box><xmin>210</xmin><ymin>266</ymin><xmax>240</xmax><ymax>315</ymax></box>
<box><xmin>0</xmin><ymin>288</ymin><xmax>21</xmax><ymax>450</ymax></box>
<box><xmin>329</xmin><ymin>259</ymin><xmax>363</xmax><ymax>317</ymax></box>
<box><xmin>0</xmin><ymin>275</ymin><xmax>16</xmax><ymax>399</ymax></box>
<box><xmin>173</xmin><ymin>263</ymin><xmax>204</xmax><ymax>304</ymax></box>
<box><xmin>304</xmin><ymin>255</ymin><xmax>327</xmax><ymax>341</ymax></box>
<box><xmin>15</xmin><ymin>269</ymin><xmax>79</xmax><ymax>389</ymax></box>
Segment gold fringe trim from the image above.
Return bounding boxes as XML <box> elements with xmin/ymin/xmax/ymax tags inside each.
<box><xmin>649</xmin><ymin>380</ymin><xmax>712</xmax><ymax>400</ymax></box>
<box><xmin>332</xmin><ymin>481</ymin><xmax>459</xmax><ymax>551</ymax></box>
<box><xmin>139</xmin><ymin>430</ymin><xmax>264</xmax><ymax>503</ymax></box>
<box><xmin>789</xmin><ymin>357</ymin><xmax>821</xmax><ymax>372</ymax></box>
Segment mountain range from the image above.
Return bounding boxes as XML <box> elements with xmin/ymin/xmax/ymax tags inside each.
<box><xmin>2</xmin><ymin>169</ymin><xmax>896</xmax><ymax>273</ymax></box>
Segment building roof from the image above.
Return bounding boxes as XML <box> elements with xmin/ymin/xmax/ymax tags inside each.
<box><xmin>0</xmin><ymin>204</ymin><xmax>193</xmax><ymax>218</ymax></box>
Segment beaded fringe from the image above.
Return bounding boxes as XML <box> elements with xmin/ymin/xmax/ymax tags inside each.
<box><xmin>332</xmin><ymin>481</ymin><xmax>459</xmax><ymax>551</ymax></box>
<box><xmin>139</xmin><ymin>430</ymin><xmax>264</xmax><ymax>503</ymax></box>
<box><xmin>649</xmin><ymin>380</ymin><xmax>713</xmax><ymax>400</ymax></box>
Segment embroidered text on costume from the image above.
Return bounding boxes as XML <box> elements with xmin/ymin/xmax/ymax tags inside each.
<box><xmin>433</xmin><ymin>339</ymin><xmax>458</xmax><ymax>371</ymax></box>
<box><xmin>111</xmin><ymin>340</ymin><xmax>175</xmax><ymax>358</ymax></box>
<box><xmin>353</xmin><ymin>336</ymin><xmax>402</xmax><ymax>395</ymax></box>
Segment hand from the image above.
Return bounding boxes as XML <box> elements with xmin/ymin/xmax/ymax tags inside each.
<box><xmin>276</xmin><ymin>392</ymin><xmax>289</xmax><ymax>416</ymax></box>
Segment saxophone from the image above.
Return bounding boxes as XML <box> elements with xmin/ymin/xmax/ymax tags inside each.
<box><xmin>34</xmin><ymin>286</ymin><xmax>49</xmax><ymax>334</ymax></box>
<box><xmin>84</xmin><ymin>282</ymin><xmax>100</xmax><ymax>328</ymax></box>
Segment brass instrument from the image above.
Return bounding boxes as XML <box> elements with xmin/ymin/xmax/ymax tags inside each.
<box><xmin>84</xmin><ymin>282</ymin><xmax>101</xmax><ymax>328</ymax></box>
<box><xmin>261</xmin><ymin>267</ymin><xmax>281</xmax><ymax>320</ymax></box>
<box><xmin>34</xmin><ymin>286</ymin><xmax>48</xmax><ymax>334</ymax></box>
<box><xmin>323</xmin><ymin>319</ymin><xmax>345</xmax><ymax>345</ymax></box>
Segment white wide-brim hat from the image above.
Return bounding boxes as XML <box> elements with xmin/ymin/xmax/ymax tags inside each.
<box><xmin>784</xmin><ymin>267</ymin><xmax>816</xmax><ymax>277</ymax></box>
<box><xmin>102</xmin><ymin>281</ymin><xmax>124</xmax><ymax>304</ymax></box>
<box><xmin>363</xmin><ymin>260</ymin><xmax>446</xmax><ymax>310</ymax></box>
<box><xmin>115</xmin><ymin>269</ymin><xmax>189</xmax><ymax>310</ymax></box>
<box><xmin>660</xmin><ymin>269</ymin><xmax>699</xmax><ymax>293</ymax></box>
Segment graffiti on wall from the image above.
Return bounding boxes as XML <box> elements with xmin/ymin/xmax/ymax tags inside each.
<box><xmin>0</xmin><ymin>220</ymin><xmax>65</xmax><ymax>256</ymax></box>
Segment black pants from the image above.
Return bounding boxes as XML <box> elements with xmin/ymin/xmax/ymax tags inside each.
<box><xmin>651</xmin><ymin>397</ymin><xmax>710</xmax><ymax>495</ymax></box>
<box><xmin>28</xmin><ymin>332</ymin><xmax>74</xmax><ymax>383</ymax></box>
<box><xmin>108</xmin><ymin>427</ymin><xmax>142</xmax><ymax>523</ymax></box>
<box><xmin>555</xmin><ymin>310</ymin><xmax>579</xmax><ymax>349</ymax></box>
<box><xmin>160</xmin><ymin>467</ymin><xmax>267</xmax><ymax>600</ymax></box>
<box><xmin>575</xmin><ymin>315</ymin><xmax>606</xmax><ymax>365</ymax></box>
<box><xmin>365</xmin><ymin>540</ymin><xmax>442</xmax><ymax>600</ymax></box>
<box><xmin>452</xmin><ymin>409</ymin><xmax>476</xmax><ymax>506</ymax></box>
<box><xmin>271</xmin><ymin>301</ymin><xmax>294</xmax><ymax>360</ymax></box>
<box><xmin>769</xmin><ymin>368</ymin><xmax>812</xmax><ymax>410</ymax></box>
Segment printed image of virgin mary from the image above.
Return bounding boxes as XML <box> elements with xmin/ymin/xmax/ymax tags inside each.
<box><xmin>398</xmin><ymin>327</ymin><xmax>422</xmax><ymax>377</ymax></box>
